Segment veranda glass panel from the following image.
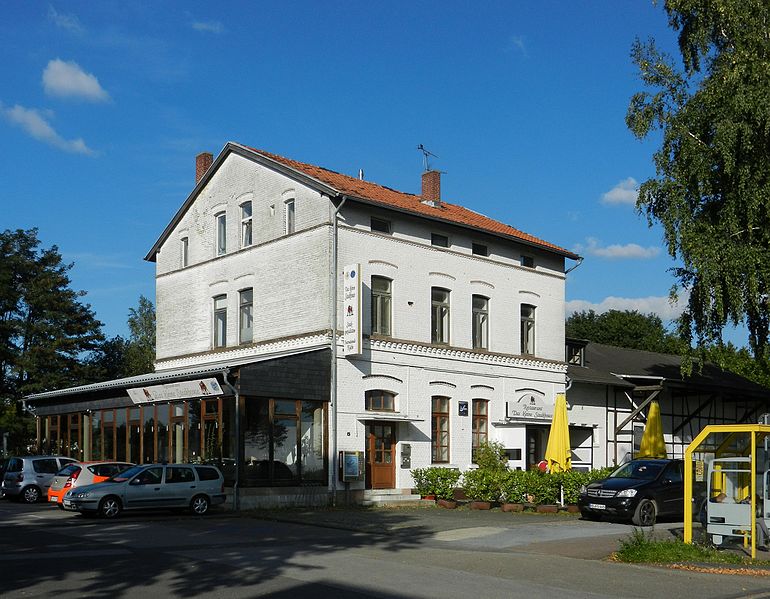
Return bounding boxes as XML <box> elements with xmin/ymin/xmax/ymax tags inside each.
<box><xmin>273</xmin><ymin>417</ymin><xmax>298</xmax><ymax>481</ymax></box>
<box><xmin>300</xmin><ymin>402</ymin><xmax>325</xmax><ymax>481</ymax></box>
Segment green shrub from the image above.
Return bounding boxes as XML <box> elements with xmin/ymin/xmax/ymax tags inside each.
<box><xmin>410</xmin><ymin>467</ymin><xmax>461</xmax><ymax>500</ymax></box>
<box><xmin>615</xmin><ymin>528</ymin><xmax>743</xmax><ymax>564</ymax></box>
<box><xmin>520</xmin><ymin>469</ymin><xmax>560</xmax><ymax>504</ymax></box>
<box><xmin>499</xmin><ymin>469</ymin><xmax>527</xmax><ymax>503</ymax></box>
<box><xmin>473</xmin><ymin>441</ymin><xmax>508</xmax><ymax>473</ymax></box>
<box><xmin>462</xmin><ymin>468</ymin><xmax>502</xmax><ymax>502</ymax></box>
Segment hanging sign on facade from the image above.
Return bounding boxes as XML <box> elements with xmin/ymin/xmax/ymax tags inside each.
<box><xmin>127</xmin><ymin>378</ymin><xmax>223</xmax><ymax>404</ymax></box>
<box><xmin>506</xmin><ymin>390</ymin><xmax>553</xmax><ymax>420</ymax></box>
<box><xmin>343</xmin><ymin>263</ymin><xmax>362</xmax><ymax>356</ymax></box>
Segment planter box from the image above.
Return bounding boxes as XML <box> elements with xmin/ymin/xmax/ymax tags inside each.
<box><xmin>469</xmin><ymin>501</ymin><xmax>492</xmax><ymax>510</ymax></box>
<box><xmin>501</xmin><ymin>503</ymin><xmax>524</xmax><ymax>513</ymax></box>
<box><xmin>536</xmin><ymin>504</ymin><xmax>558</xmax><ymax>514</ymax></box>
<box><xmin>566</xmin><ymin>504</ymin><xmax>580</xmax><ymax>514</ymax></box>
<box><xmin>437</xmin><ymin>499</ymin><xmax>457</xmax><ymax>509</ymax></box>
<box><xmin>421</xmin><ymin>495</ymin><xmax>436</xmax><ymax>501</ymax></box>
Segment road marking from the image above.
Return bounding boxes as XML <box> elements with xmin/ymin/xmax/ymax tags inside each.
<box><xmin>432</xmin><ymin>527</ymin><xmax>504</xmax><ymax>541</ymax></box>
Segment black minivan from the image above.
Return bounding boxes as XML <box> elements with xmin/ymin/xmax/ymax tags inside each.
<box><xmin>578</xmin><ymin>459</ymin><xmax>683</xmax><ymax>526</ymax></box>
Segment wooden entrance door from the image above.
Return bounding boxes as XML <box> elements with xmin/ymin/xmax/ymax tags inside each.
<box><xmin>366</xmin><ymin>423</ymin><xmax>396</xmax><ymax>489</ymax></box>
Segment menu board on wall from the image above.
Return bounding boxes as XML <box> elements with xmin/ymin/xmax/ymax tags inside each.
<box><xmin>343</xmin><ymin>263</ymin><xmax>362</xmax><ymax>356</ymax></box>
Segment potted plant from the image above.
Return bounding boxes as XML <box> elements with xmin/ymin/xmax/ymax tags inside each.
<box><xmin>412</xmin><ymin>467</ymin><xmax>461</xmax><ymax>506</ymax></box>
<box><xmin>500</xmin><ymin>469</ymin><xmax>526</xmax><ymax>512</ymax></box>
<box><xmin>462</xmin><ymin>468</ymin><xmax>501</xmax><ymax>509</ymax></box>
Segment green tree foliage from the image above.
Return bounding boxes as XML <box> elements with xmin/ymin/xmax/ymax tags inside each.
<box><xmin>125</xmin><ymin>295</ymin><xmax>155</xmax><ymax>376</ymax></box>
<box><xmin>566</xmin><ymin>309</ymin><xmax>685</xmax><ymax>354</ymax></box>
<box><xmin>627</xmin><ymin>1</ymin><xmax>770</xmax><ymax>357</ymax></box>
<box><xmin>0</xmin><ymin>229</ymin><xmax>104</xmax><ymax>454</ymax></box>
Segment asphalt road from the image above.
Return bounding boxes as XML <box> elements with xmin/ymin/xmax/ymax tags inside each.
<box><xmin>1</xmin><ymin>499</ymin><xmax>769</xmax><ymax>599</ymax></box>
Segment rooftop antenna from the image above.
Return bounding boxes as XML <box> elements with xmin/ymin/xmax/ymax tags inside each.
<box><xmin>417</xmin><ymin>144</ymin><xmax>438</xmax><ymax>171</ymax></box>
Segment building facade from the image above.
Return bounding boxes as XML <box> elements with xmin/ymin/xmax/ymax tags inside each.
<box><xmin>26</xmin><ymin>142</ymin><xmax>580</xmax><ymax>507</ymax></box>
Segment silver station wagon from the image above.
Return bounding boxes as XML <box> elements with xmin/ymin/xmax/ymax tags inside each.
<box><xmin>62</xmin><ymin>463</ymin><xmax>226</xmax><ymax>518</ymax></box>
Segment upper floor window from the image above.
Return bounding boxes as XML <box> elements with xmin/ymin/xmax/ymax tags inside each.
<box><xmin>521</xmin><ymin>255</ymin><xmax>534</xmax><ymax>268</ymax></box>
<box><xmin>431</xmin><ymin>233</ymin><xmax>449</xmax><ymax>248</ymax></box>
<box><xmin>213</xmin><ymin>295</ymin><xmax>227</xmax><ymax>348</ymax></box>
<box><xmin>215</xmin><ymin>212</ymin><xmax>227</xmax><ymax>256</ymax></box>
<box><xmin>521</xmin><ymin>304</ymin><xmax>535</xmax><ymax>355</ymax></box>
<box><xmin>431</xmin><ymin>396</ymin><xmax>450</xmax><ymax>463</ymax></box>
<box><xmin>181</xmin><ymin>237</ymin><xmax>189</xmax><ymax>267</ymax></box>
<box><xmin>241</xmin><ymin>202</ymin><xmax>253</xmax><ymax>247</ymax></box>
<box><xmin>239</xmin><ymin>288</ymin><xmax>253</xmax><ymax>344</ymax></box>
<box><xmin>431</xmin><ymin>288</ymin><xmax>450</xmax><ymax>345</ymax></box>
<box><xmin>365</xmin><ymin>390</ymin><xmax>396</xmax><ymax>411</ymax></box>
<box><xmin>472</xmin><ymin>399</ymin><xmax>489</xmax><ymax>462</ymax></box>
<box><xmin>472</xmin><ymin>243</ymin><xmax>488</xmax><ymax>257</ymax></box>
<box><xmin>371</xmin><ymin>276</ymin><xmax>392</xmax><ymax>337</ymax></box>
<box><xmin>285</xmin><ymin>199</ymin><xmax>295</xmax><ymax>234</ymax></box>
<box><xmin>371</xmin><ymin>217</ymin><xmax>391</xmax><ymax>234</ymax></box>
<box><xmin>472</xmin><ymin>295</ymin><xmax>489</xmax><ymax>350</ymax></box>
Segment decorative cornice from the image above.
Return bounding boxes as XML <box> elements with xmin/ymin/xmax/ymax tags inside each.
<box><xmin>367</xmin><ymin>337</ymin><xmax>567</xmax><ymax>373</ymax></box>
<box><xmin>155</xmin><ymin>332</ymin><xmax>331</xmax><ymax>371</ymax></box>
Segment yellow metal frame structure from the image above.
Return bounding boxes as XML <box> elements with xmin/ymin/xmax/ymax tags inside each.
<box><xmin>683</xmin><ymin>424</ymin><xmax>770</xmax><ymax>559</ymax></box>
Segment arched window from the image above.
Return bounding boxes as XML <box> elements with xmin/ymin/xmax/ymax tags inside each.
<box><xmin>365</xmin><ymin>390</ymin><xmax>396</xmax><ymax>412</ymax></box>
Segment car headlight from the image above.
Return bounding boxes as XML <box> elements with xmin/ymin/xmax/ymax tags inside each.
<box><xmin>579</xmin><ymin>485</ymin><xmax>587</xmax><ymax>495</ymax></box>
<box><xmin>75</xmin><ymin>492</ymin><xmax>92</xmax><ymax>498</ymax></box>
<box><xmin>616</xmin><ymin>489</ymin><xmax>637</xmax><ymax>498</ymax></box>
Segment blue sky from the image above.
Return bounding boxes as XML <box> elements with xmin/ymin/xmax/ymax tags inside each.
<box><xmin>3</xmin><ymin>2</ymin><xmax>732</xmax><ymax>345</ymax></box>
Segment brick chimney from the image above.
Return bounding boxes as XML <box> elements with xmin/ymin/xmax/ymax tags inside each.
<box><xmin>196</xmin><ymin>152</ymin><xmax>213</xmax><ymax>184</ymax></box>
<box><xmin>421</xmin><ymin>170</ymin><xmax>441</xmax><ymax>204</ymax></box>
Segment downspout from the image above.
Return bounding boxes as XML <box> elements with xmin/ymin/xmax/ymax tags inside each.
<box><xmin>330</xmin><ymin>194</ymin><xmax>348</xmax><ymax>506</ymax></box>
<box><xmin>221</xmin><ymin>368</ymin><xmax>240</xmax><ymax>511</ymax></box>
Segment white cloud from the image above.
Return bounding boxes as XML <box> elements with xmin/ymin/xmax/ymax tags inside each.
<box><xmin>574</xmin><ymin>237</ymin><xmax>660</xmax><ymax>260</ymax></box>
<box><xmin>47</xmin><ymin>5</ymin><xmax>84</xmax><ymax>33</ymax></box>
<box><xmin>510</xmin><ymin>35</ymin><xmax>527</xmax><ymax>55</ymax></box>
<box><xmin>1</xmin><ymin>104</ymin><xmax>95</xmax><ymax>155</ymax></box>
<box><xmin>192</xmin><ymin>21</ymin><xmax>225</xmax><ymax>34</ymax></box>
<box><xmin>566</xmin><ymin>294</ymin><xmax>687</xmax><ymax>321</ymax></box>
<box><xmin>42</xmin><ymin>59</ymin><xmax>109</xmax><ymax>102</ymax></box>
<box><xmin>601</xmin><ymin>177</ymin><xmax>638</xmax><ymax>205</ymax></box>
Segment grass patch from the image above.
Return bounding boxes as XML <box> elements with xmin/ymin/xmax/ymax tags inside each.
<box><xmin>614</xmin><ymin>528</ymin><xmax>746</xmax><ymax>565</ymax></box>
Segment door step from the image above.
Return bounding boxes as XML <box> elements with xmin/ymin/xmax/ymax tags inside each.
<box><xmin>362</xmin><ymin>489</ymin><xmax>422</xmax><ymax>507</ymax></box>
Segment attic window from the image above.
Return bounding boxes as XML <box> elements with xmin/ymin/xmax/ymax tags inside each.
<box><xmin>431</xmin><ymin>233</ymin><xmax>449</xmax><ymax>248</ymax></box>
<box><xmin>521</xmin><ymin>255</ymin><xmax>534</xmax><ymax>268</ymax></box>
<box><xmin>472</xmin><ymin>243</ymin><xmax>488</xmax><ymax>257</ymax></box>
<box><xmin>371</xmin><ymin>217</ymin><xmax>391</xmax><ymax>234</ymax></box>
<box><xmin>566</xmin><ymin>343</ymin><xmax>584</xmax><ymax>366</ymax></box>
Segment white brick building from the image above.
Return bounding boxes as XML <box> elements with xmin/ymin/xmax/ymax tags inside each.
<box><xmin>25</xmin><ymin>142</ymin><xmax>581</xmax><ymax>507</ymax></box>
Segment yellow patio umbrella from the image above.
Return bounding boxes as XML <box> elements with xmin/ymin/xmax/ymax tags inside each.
<box><xmin>544</xmin><ymin>393</ymin><xmax>572</xmax><ymax>473</ymax></box>
<box><xmin>637</xmin><ymin>400</ymin><xmax>667</xmax><ymax>459</ymax></box>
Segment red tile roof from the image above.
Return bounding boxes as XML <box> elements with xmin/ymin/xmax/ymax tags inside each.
<box><xmin>246</xmin><ymin>145</ymin><xmax>577</xmax><ymax>259</ymax></box>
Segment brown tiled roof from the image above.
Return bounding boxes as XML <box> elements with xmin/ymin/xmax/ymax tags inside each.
<box><xmin>247</xmin><ymin>146</ymin><xmax>577</xmax><ymax>259</ymax></box>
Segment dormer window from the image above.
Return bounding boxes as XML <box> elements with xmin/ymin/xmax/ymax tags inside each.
<box><xmin>566</xmin><ymin>343</ymin><xmax>584</xmax><ymax>366</ymax></box>
<box><xmin>215</xmin><ymin>212</ymin><xmax>227</xmax><ymax>256</ymax></box>
<box><xmin>431</xmin><ymin>233</ymin><xmax>449</xmax><ymax>248</ymax></box>
<box><xmin>371</xmin><ymin>217</ymin><xmax>391</xmax><ymax>234</ymax></box>
<box><xmin>241</xmin><ymin>201</ymin><xmax>252</xmax><ymax>247</ymax></box>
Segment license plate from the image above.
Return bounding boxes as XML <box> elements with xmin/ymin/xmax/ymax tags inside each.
<box><xmin>63</xmin><ymin>500</ymin><xmax>72</xmax><ymax>508</ymax></box>
<box><xmin>49</xmin><ymin>496</ymin><xmax>57</xmax><ymax>503</ymax></box>
<box><xmin>588</xmin><ymin>503</ymin><xmax>606</xmax><ymax>510</ymax></box>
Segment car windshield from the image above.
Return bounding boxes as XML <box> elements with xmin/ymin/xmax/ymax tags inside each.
<box><xmin>609</xmin><ymin>461</ymin><xmax>664</xmax><ymax>480</ymax></box>
<box><xmin>107</xmin><ymin>465</ymin><xmax>145</xmax><ymax>482</ymax></box>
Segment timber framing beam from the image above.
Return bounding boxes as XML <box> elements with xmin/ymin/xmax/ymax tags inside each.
<box><xmin>673</xmin><ymin>394</ymin><xmax>716</xmax><ymax>434</ymax></box>
<box><xmin>615</xmin><ymin>387</ymin><xmax>662</xmax><ymax>436</ymax></box>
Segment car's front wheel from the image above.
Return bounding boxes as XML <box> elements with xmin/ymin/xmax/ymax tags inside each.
<box><xmin>190</xmin><ymin>494</ymin><xmax>210</xmax><ymax>515</ymax></box>
<box><xmin>99</xmin><ymin>496</ymin><xmax>122</xmax><ymax>519</ymax></box>
<box><xmin>22</xmin><ymin>485</ymin><xmax>41</xmax><ymax>504</ymax></box>
<box><xmin>632</xmin><ymin>498</ymin><xmax>657</xmax><ymax>526</ymax></box>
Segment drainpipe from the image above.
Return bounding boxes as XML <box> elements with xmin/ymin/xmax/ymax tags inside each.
<box><xmin>221</xmin><ymin>368</ymin><xmax>240</xmax><ymax>511</ymax></box>
<box><xmin>330</xmin><ymin>194</ymin><xmax>348</xmax><ymax>506</ymax></box>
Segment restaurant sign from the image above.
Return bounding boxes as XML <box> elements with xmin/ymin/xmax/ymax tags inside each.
<box><xmin>343</xmin><ymin>263</ymin><xmax>362</xmax><ymax>356</ymax></box>
<box><xmin>506</xmin><ymin>390</ymin><xmax>553</xmax><ymax>420</ymax></box>
<box><xmin>127</xmin><ymin>378</ymin><xmax>223</xmax><ymax>404</ymax></box>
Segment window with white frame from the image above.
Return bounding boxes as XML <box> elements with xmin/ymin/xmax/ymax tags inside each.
<box><xmin>371</xmin><ymin>276</ymin><xmax>392</xmax><ymax>337</ymax></box>
<box><xmin>239</xmin><ymin>288</ymin><xmax>253</xmax><ymax>344</ymax></box>
<box><xmin>431</xmin><ymin>288</ymin><xmax>450</xmax><ymax>345</ymax></box>
<box><xmin>241</xmin><ymin>201</ymin><xmax>253</xmax><ymax>247</ymax></box>
<box><xmin>472</xmin><ymin>295</ymin><xmax>489</xmax><ymax>350</ymax></box>
<box><xmin>521</xmin><ymin>304</ymin><xmax>535</xmax><ymax>355</ymax></box>
<box><xmin>285</xmin><ymin>199</ymin><xmax>295</xmax><ymax>234</ymax></box>
<box><xmin>215</xmin><ymin>212</ymin><xmax>227</xmax><ymax>256</ymax></box>
<box><xmin>181</xmin><ymin>237</ymin><xmax>189</xmax><ymax>267</ymax></box>
<box><xmin>213</xmin><ymin>295</ymin><xmax>227</xmax><ymax>348</ymax></box>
